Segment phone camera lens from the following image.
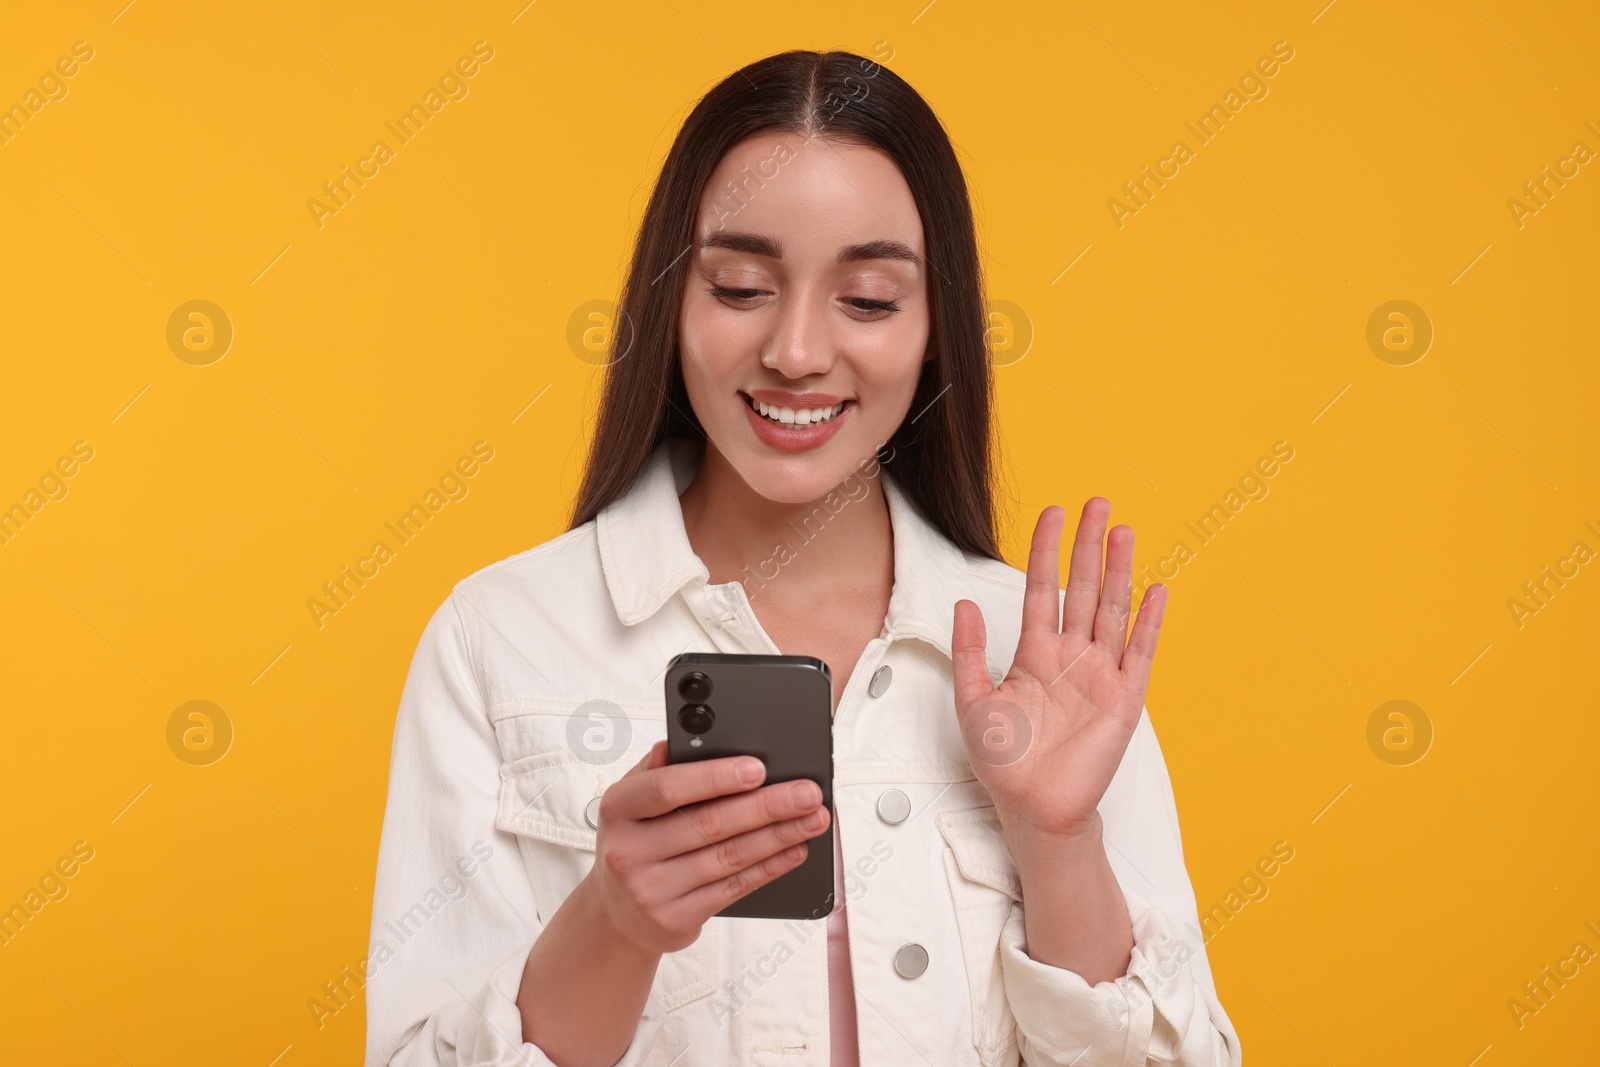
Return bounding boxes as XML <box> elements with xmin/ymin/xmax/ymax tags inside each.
<box><xmin>679</xmin><ymin>703</ymin><xmax>715</xmax><ymax>735</ymax></box>
<box><xmin>678</xmin><ymin>671</ymin><xmax>712</xmax><ymax>702</ymax></box>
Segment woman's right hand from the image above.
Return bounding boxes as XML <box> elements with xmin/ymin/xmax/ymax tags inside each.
<box><xmin>583</xmin><ymin>739</ymin><xmax>831</xmax><ymax>955</ymax></box>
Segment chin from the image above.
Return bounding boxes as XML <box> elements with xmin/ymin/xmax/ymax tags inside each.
<box><xmin>738</xmin><ymin>456</ymin><xmax>847</xmax><ymax>504</ymax></box>
<box><xmin>722</xmin><ymin>444</ymin><xmax>871</xmax><ymax>505</ymax></box>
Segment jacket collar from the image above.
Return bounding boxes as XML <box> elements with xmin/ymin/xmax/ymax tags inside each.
<box><xmin>595</xmin><ymin>437</ymin><xmax>974</xmax><ymax>660</ymax></box>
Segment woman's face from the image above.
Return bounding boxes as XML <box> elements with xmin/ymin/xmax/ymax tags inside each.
<box><xmin>678</xmin><ymin>132</ymin><xmax>931</xmax><ymax>504</ymax></box>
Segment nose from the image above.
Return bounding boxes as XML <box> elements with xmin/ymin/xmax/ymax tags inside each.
<box><xmin>764</xmin><ymin>288</ymin><xmax>835</xmax><ymax>379</ymax></box>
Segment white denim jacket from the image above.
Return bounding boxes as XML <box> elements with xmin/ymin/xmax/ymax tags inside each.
<box><xmin>366</xmin><ymin>436</ymin><xmax>1242</xmax><ymax>1067</ymax></box>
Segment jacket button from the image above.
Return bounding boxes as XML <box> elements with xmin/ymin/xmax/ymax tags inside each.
<box><xmin>893</xmin><ymin>943</ymin><xmax>929</xmax><ymax>979</ymax></box>
<box><xmin>584</xmin><ymin>797</ymin><xmax>602</xmax><ymax>829</ymax></box>
<box><xmin>876</xmin><ymin>788</ymin><xmax>911</xmax><ymax>824</ymax></box>
<box><xmin>868</xmin><ymin>664</ymin><xmax>893</xmax><ymax>697</ymax></box>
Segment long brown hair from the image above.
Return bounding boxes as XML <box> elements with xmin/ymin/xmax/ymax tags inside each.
<box><xmin>568</xmin><ymin>49</ymin><xmax>1001</xmax><ymax>561</ymax></box>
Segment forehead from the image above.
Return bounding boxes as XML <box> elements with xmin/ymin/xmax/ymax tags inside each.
<box><xmin>695</xmin><ymin>133</ymin><xmax>924</xmax><ymax>257</ymax></box>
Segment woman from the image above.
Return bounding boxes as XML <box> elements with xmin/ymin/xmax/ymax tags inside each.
<box><xmin>367</xmin><ymin>49</ymin><xmax>1241</xmax><ymax>1067</ymax></box>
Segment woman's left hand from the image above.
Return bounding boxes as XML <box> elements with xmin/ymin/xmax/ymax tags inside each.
<box><xmin>951</xmin><ymin>498</ymin><xmax>1166</xmax><ymax>843</ymax></box>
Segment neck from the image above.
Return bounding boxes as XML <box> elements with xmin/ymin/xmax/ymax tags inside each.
<box><xmin>677</xmin><ymin>442</ymin><xmax>893</xmax><ymax>607</ymax></box>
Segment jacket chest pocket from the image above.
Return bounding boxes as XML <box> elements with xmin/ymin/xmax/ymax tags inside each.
<box><xmin>937</xmin><ymin>805</ymin><xmax>1022</xmax><ymax>1067</ymax></box>
<box><xmin>496</xmin><ymin>750</ymin><xmax>722</xmax><ymax>1014</ymax></box>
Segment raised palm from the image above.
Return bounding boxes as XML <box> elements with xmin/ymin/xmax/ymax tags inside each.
<box><xmin>951</xmin><ymin>498</ymin><xmax>1166</xmax><ymax>841</ymax></box>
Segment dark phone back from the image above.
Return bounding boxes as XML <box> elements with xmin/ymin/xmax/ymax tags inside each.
<box><xmin>664</xmin><ymin>652</ymin><xmax>834</xmax><ymax>921</ymax></box>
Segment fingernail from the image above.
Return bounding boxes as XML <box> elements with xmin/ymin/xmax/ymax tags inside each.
<box><xmin>737</xmin><ymin>758</ymin><xmax>763</xmax><ymax>784</ymax></box>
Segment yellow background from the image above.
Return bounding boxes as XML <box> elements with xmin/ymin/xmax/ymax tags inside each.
<box><xmin>2</xmin><ymin>1</ymin><xmax>1596</xmax><ymax>1063</ymax></box>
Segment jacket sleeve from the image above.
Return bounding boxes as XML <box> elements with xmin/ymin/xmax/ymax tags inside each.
<box><xmin>365</xmin><ymin>589</ymin><xmax>670</xmax><ymax>1067</ymax></box>
<box><xmin>996</xmin><ymin>706</ymin><xmax>1242</xmax><ymax>1066</ymax></box>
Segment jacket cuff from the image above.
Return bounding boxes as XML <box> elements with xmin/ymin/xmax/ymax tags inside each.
<box><xmin>406</xmin><ymin>938</ymin><xmax>670</xmax><ymax>1066</ymax></box>
<box><xmin>997</xmin><ymin>890</ymin><xmax>1239</xmax><ymax>1066</ymax></box>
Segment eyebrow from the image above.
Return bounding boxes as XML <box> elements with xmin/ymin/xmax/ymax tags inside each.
<box><xmin>698</xmin><ymin>231</ymin><xmax>922</xmax><ymax>268</ymax></box>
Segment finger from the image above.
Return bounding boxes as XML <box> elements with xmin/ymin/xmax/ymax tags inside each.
<box><xmin>1092</xmin><ymin>524</ymin><xmax>1136</xmax><ymax>657</ymax></box>
<box><xmin>674</xmin><ymin>834</ymin><xmax>816</xmax><ymax>923</ymax></box>
<box><xmin>663</xmin><ymin>803</ymin><xmax>831</xmax><ymax>903</ymax></box>
<box><xmin>951</xmin><ymin>599</ymin><xmax>994</xmax><ymax>709</ymax></box>
<box><xmin>607</xmin><ymin>753</ymin><xmax>764</xmax><ymax>823</ymax></box>
<box><xmin>1020</xmin><ymin>507</ymin><xmax>1065</xmax><ymax>636</ymax></box>
<box><xmin>1061</xmin><ymin>498</ymin><xmax>1111</xmax><ymax>641</ymax></box>
<box><xmin>1122</xmin><ymin>582</ymin><xmax>1168</xmax><ymax>698</ymax></box>
<box><xmin>648</xmin><ymin>777</ymin><xmax>824</xmax><ymax>861</ymax></box>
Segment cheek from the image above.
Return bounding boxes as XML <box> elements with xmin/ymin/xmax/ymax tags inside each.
<box><xmin>678</xmin><ymin>304</ymin><xmax>750</xmax><ymax>428</ymax></box>
<box><xmin>678</xmin><ymin>307</ymin><xmax>714</xmax><ymax>384</ymax></box>
<box><xmin>680</xmin><ymin>302</ymin><xmax>749</xmax><ymax>377</ymax></box>
<box><xmin>855</xmin><ymin>318</ymin><xmax>928</xmax><ymax>397</ymax></box>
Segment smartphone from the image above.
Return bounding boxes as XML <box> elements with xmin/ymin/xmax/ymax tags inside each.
<box><xmin>663</xmin><ymin>652</ymin><xmax>834</xmax><ymax>921</ymax></box>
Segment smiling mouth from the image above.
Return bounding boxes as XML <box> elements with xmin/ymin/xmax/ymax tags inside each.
<box><xmin>740</xmin><ymin>392</ymin><xmax>853</xmax><ymax>427</ymax></box>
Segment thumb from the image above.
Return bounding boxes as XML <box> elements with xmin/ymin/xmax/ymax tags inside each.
<box><xmin>951</xmin><ymin>599</ymin><xmax>994</xmax><ymax>710</ymax></box>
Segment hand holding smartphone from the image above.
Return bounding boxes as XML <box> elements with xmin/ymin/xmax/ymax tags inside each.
<box><xmin>579</xmin><ymin>739</ymin><xmax>830</xmax><ymax>959</ymax></box>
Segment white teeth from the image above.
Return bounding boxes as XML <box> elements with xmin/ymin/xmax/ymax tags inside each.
<box><xmin>750</xmin><ymin>398</ymin><xmax>845</xmax><ymax>426</ymax></box>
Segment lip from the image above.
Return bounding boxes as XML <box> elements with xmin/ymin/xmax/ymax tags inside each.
<box><xmin>738</xmin><ymin>391</ymin><xmax>854</xmax><ymax>453</ymax></box>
